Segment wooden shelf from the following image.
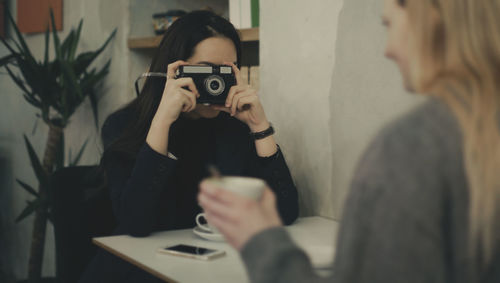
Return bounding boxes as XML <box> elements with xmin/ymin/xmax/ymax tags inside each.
<box><xmin>128</xmin><ymin>27</ymin><xmax>259</xmax><ymax>50</ymax></box>
<box><xmin>239</xmin><ymin>27</ymin><xmax>259</xmax><ymax>42</ymax></box>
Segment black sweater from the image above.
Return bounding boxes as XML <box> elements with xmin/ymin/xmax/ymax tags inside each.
<box><xmin>79</xmin><ymin>109</ymin><xmax>299</xmax><ymax>283</ymax></box>
<box><xmin>102</xmin><ymin>109</ymin><xmax>299</xmax><ymax>237</ymax></box>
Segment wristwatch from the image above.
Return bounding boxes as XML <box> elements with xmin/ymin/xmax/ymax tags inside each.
<box><xmin>250</xmin><ymin>123</ymin><xmax>275</xmax><ymax>140</ymax></box>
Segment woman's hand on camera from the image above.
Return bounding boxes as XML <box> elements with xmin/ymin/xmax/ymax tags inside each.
<box><xmin>153</xmin><ymin>60</ymin><xmax>200</xmax><ymax>126</ymax></box>
<box><xmin>211</xmin><ymin>62</ymin><xmax>270</xmax><ymax>132</ymax></box>
<box><xmin>147</xmin><ymin>60</ymin><xmax>199</xmax><ymax>156</ymax></box>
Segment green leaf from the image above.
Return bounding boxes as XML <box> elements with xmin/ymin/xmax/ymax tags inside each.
<box><xmin>70</xmin><ymin>20</ymin><xmax>84</xmax><ymax>61</ymax></box>
<box><xmin>44</xmin><ymin>26</ymin><xmax>50</xmax><ymax>65</ymax></box>
<box><xmin>74</xmin><ymin>28</ymin><xmax>116</xmax><ymax>76</ymax></box>
<box><xmin>4</xmin><ymin>65</ymin><xmax>33</xmax><ymax>96</ymax></box>
<box><xmin>5</xmin><ymin>8</ymin><xmax>37</xmax><ymax>63</ymax></box>
<box><xmin>16</xmin><ymin>179</ymin><xmax>39</xmax><ymax>197</ymax></box>
<box><xmin>14</xmin><ymin>61</ymin><xmax>39</xmax><ymax>94</ymax></box>
<box><xmin>58</xmin><ymin>60</ymin><xmax>83</xmax><ymax>120</ymax></box>
<box><xmin>16</xmin><ymin>199</ymin><xmax>40</xmax><ymax>223</ymax></box>
<box><xmin>60</xmin><ymin>30</ymin><xmax>75</xmax><ymax>60</ymax></box>
<box><xmin>2</xmin><ymin>11</ymin><xmax>42</xmax><ymax>93</ymax></box>
<box><xmin>84</xmin><ymin>60</ymin><xmax>111</xmax><ymax>89</ymax></box>
<box><xmin>0</xmin><ymin>54</ymin><xmax>16</xmax><ymax>67</ymax></box>
<box><xmin>69</xmin><ymin>139</ymin><xmax>88</xmax><ymax>166</ymax></box>
<box><xmin>0</xmin><ymin>34</ymin><xmax>19</xmax><ymax>55</ymax></box>
<box><xmin>50</xmin><ymin>9</ymin><xmax>62</xmax><ymax>60</ymax></box>
<box><xmin>23</xmin><ymin>135</ymin><xmax>49</xmax><ymax>188</ymax></box>
<box><xmin>23</xmin><ymin>94</ymin><xmax>42</xmax><ymax>108</ymax></box>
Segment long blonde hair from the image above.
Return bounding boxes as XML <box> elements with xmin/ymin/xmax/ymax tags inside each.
<box><xmin>403</xmin><ymin>0</ymin><xmax>500</xmax><ymax>266</ymax></box>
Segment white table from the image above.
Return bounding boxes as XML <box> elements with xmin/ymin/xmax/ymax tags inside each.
<box><xmin>93</xmin><ymin>216</ymin><xmax>338</xmax><ymax>283</ymax></box>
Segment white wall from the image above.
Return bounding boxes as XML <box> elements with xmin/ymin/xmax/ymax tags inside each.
<box><xmin>260</xmin><ymin>0</ymin><xmax>343</xmax><ymax>218</ymax></box>
<box><xmin>260</xmin><ymin>0</ymin><xmax>423</xmax><ymax>219</ymax></box>
<box><xmin>327</xmin><ymin>0</ymin><xmax>424</xmax><ymax>218</ymax></box>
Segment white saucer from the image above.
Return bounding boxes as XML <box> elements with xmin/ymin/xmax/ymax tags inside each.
<box><xmin>193</xmin><ymin>227</ymin><xmax>225</xmax><ymax>242</ymax></box>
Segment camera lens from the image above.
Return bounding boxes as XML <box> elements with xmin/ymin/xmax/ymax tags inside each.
<box><xmin>204</xmin><ymin>75</ymin><xmax>225</xmax><ymax>96</ymax></box>
<box><xmin>210</xmin><ymin>80</ymin><xmax>220</xmax><ymax>91</ymax></box>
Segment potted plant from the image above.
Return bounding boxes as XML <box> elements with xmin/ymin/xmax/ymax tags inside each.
<box><xmin>0</xmin><ymin>10</ymin><xmax>116</xmax><ymax>283</ymax></box>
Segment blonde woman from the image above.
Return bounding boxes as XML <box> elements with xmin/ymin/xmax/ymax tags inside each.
<box><xmin>198</xmin><ymin>0</ymin><xmax>500</xmax><ymax>282</ymax></box>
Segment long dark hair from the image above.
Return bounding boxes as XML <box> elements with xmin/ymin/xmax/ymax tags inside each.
<box><xmin>103</xmin><ymin>10</ymin><xmax>242</xmax><ymax>165</ymax></box>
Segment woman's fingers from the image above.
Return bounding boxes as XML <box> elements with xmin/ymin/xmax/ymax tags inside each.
<box><xmin>174</xmin><ymin>77</ymin><xmax>199</xmax><ymax>97</ymax></box>
<box><xmin>203</xmin><ymin>212</ymin><xmax>241</xmax><ymax>248</ymax></box>
<box><xmin>235</xmin><ymin>93</ymin><xmax>257</xmax><ymax>113</ymax></box>
<box><xmin>179</xmin><ymin>88</ymin><xmax>197</xmax><ymax>112</ymax></box>
<box><xmin>224</xmin><ymin>61</ymin><xmax>242</xmax><ymax>85</ymax></box>
<box><xmin>197</xmin><ymin>179</ymin><xmax>283</xmax><ymax>251</ymax></box>
<box><xmin>261</xmin><ymin>188</ymin><xmax>278</xmax><ymax>213</ymax></box>
<box><xmin>198</xmin><ymin>193</ymin><xmax>240</xmax><ymax>224</ymax></box>
<box><xmin>166</xmin><ymin>60</ymin><xmax>188</xmax><ymax>80</ymax></box>
<box><xmin>198</xmin><ymin>183</ymin><xmax>246</xmax><ymax>224</ymax></box>
<box><xmin>225</xmin><ymin>85</ymin><xmax>247</xmax><ymax>108</ymax></box>
<box><xmin>231</xmin><ymin>90</ymin><xmax>257</xmax><ymax>115</ymax></box>
<box><xmin>231</xmin><ymin>92</ymin><xmax>249</xmax><ymax>115</ymax></box>
<box><xmin>199</xmin><ymin>180</ymin><xmax>238</xmax><ymax>205</ymax></box>
<box><xmin>226</xmin><ymin>86</ymin><xmax>253</xmax><ymax>115</ymax></box>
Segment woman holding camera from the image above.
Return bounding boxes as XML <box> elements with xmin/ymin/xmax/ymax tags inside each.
<box><xmin>198</xmin><ymin>0</ymin><xmax>500</xmax><ymax>282</ymax></box>
<box><xmin>79</xmin><ymin>10</ymin><xmax>298</xmax><ymax>283</ymax></box>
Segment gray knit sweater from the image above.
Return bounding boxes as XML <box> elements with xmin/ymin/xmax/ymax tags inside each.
<box><xmin>241</xmin><ymin>99</ymin><xmax>500</xmax><ymax>283</ymax></box>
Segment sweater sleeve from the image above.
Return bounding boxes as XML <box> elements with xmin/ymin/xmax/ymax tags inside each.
<box><xmin>241</xmin><ymin>104</ymin><xmax>451</xmax><ymax>283</ymax></box>
<box><xmin>241</xmin><ymin>227</ymin><xmax>322</xmax><ymax>283</ymax></box>
<box><xmin>246</xmin><ymin>145</ymin><xmax>299</xmax><ymax>225</ymax></box>
<box><xmin>101</xmin><ymin>112</ymin><xmax>179</xmax><ymax>237</ymax></box>
<box><xmin>105</xmin><ymin>143</ymin><xmax>178</xmax><ymax>237</ymax></box>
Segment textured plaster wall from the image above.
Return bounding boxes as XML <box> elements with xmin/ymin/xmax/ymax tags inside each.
<box><xmin>260</xmin><ymin>0</ymin><xmax>423</xmax><ymax>219</ymax></box>
<box><xmin>328</xmin><ymin>0</ymin><xmax>424</xmax><ymax>219</ymax></box>
<box><xmin>260</xmin><ymin>0</ymin><xmax>343</xmax><ymax>218</ymax></box>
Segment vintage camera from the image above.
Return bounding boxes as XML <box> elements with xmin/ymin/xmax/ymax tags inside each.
<box><xmin>176</xmin><ymin>65</ymin><xmax>236</xmax><ymax>105</ymax></box>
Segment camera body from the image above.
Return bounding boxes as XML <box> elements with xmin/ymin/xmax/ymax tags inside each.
<box><xmin>176</xmin><ymin>65</ymin><xmax>236</xmax><ymax>105</ymax></box>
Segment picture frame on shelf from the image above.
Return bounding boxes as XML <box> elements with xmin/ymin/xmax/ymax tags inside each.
<box><xmin>17</xmin><ymin>0</ymin><xmax>62</xmax><ymax>34</ymax></box>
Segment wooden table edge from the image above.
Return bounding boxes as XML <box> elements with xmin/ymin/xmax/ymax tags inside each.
<box><xmin>92</xmin><ymin>238</ymin><xmax>177</xmax><ymax>283</ymax></box>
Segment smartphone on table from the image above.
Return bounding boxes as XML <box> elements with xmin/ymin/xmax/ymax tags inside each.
<box><xmin>157</xmin><ymin>244</ymin><xmax>226</xmax><ymax>260</ymax></box>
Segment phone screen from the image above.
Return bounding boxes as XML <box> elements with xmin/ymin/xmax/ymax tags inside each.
<box><xmin>164</xmin><ymin>244</ymin><xmax>217</xmax><ymax>255</ymax></box>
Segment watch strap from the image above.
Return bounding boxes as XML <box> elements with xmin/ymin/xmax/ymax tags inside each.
<box><xmin>250</xmin><ymin>123</ymin><xmax>275</xmax><ymax>140</ymax></box>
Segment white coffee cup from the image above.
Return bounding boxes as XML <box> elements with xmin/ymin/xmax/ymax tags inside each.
<box><xmin>195</xmin><ymin>213</ymin><xmax>219</xmax><ymax>234</ymax></box>
<box><xmin>195</xmin><ymin>176</ymin><xmax>267</xmax><ymax>234</ymax></box>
